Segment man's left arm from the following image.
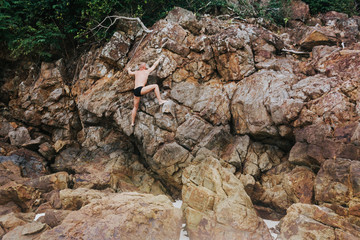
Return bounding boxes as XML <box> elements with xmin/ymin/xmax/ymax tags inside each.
<box><xmin>127</xmin><ymin>67</ymin><xmax>135</xmax><ymax>75</ymax></box>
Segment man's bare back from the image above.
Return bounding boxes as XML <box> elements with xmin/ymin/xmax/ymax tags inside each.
<box><xmin>127</xmin><ymin>57</ymin><xmax>167</xmax><ymax>126</ymax></box>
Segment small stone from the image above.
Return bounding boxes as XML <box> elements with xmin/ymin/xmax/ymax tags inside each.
<box><xmin>53</xmin><ymin>140</ymin><xmax>72</xmax><ymax>153</ymax></box>
<box><xmin>22</xmin><ymin>136</ymin><xmax>45</xmax><ymax>150</ymax></box>
<box><xmin>21</xmin><ymin>222</ymin><xmax>46</xmax><ymax>235</ymax></box>
<box><xmin>8</xmin><ymin>127</ymin><xmax>31</xmax><ymax>146</ymax></box>
<box><xmin>38</xmin><ymin>142</ymin><xmax>55</xmax><ymax>160</ymax></box>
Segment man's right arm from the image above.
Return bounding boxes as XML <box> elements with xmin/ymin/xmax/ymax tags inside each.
<box><xmin>148</xmin><ymin>57</ymin><xmax>162</xmax><ymax>72</ymax></box>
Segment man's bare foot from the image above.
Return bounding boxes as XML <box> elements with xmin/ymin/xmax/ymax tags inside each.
<box><xmin>131</xmin><ymin>123</ymin><xmax>135</xmax><ymax>127</ymax></box>
<box><xmin>159</xmin><ymin>100</ymin><xmax>168</xmax><ymax>105</ymax></box>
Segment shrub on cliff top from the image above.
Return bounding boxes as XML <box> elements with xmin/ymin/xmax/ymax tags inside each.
<box><xmin>303</xmin><ymin>0</ymin><xmax>358</xmax><ymax>16</ymax></box>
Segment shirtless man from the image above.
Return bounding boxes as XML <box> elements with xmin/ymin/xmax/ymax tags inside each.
<box><xmin>127</xmin><ymin>57</ymin><xmax>167</xmax><ymax>126</ymax></box>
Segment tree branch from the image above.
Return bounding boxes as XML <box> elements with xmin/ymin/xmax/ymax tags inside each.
<box><xmin>90</xmin><ymin>15</ymin><xmax>153</xmax><ymax>35</ymax></box>
<box><xmin>282</xmin><ymin>48</ymin><xmax>310</xmax><ymax>56</ymax></box>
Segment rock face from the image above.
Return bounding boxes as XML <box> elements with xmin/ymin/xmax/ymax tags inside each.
<box><xmin>1</xmin><ymin>5</ymin><xmax>360</xmax><ymax>240</ymax></box>
<box><xmin>182</xmin><ymin>158</ymin><xmax>272</xmax><ymax>240</ymax></box>
<box><xmin>0</xmin><ymin>170</ymin><xmax>69</xmax><ymax>213</ymax></box>
<box><xmin>0</xmin><ymin>148</ymin><xmax>48</xmax><ymax>179</ymax></box>
<box><xmin>252</xmin><ymin>162</ymin><xmax>316</xmax><ymax>215</ymax></box>
<box><xmin>278</xmin><ymin>203</ymin><xmax>360</xmax><ymax>240</ymax></box>
<box><xmin>39</xmin><ymin>192</ymin><xmax>182</xmax><ymax>240</ymax></box>
<box><xmin>315</xmin><ymin>159</ymin><xmax>360</xmax><ymax>225</ymax></box>
<box><xmin>52</xmin><ymin>144</ymin><xmax>167</xmax><ymax>196</ymax></box>
<box><xmin>8</xmin><ymin>60</ymin><xmax>80</xmax><ymax>145</ymax></box>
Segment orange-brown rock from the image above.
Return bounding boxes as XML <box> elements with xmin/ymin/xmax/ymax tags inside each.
<box><xmin>315</xmin><ymin>159</ymin><xmax>360</xmax><ymax>220</ymax></box>
<box><xmin>253</xmin><ymin>162</ymin><xmax>315</xmax><ymax>214</ymax></box>
<box><xmin>0</xmin><ymin>160</ymin><xmax>23</xmax><ymax>186</ymax></box>
<box><xmin>2</xmin><ymin>222</ymin><xmax>48</xmax><ymax>240</ymax></box>
<box><xmin>0</xmin><ymin>170</ymin><xmax>69</xmax><ymax>213</ymax></box>
<box><xmin>182</xmin><ymin>158</ymin><xmax>272</xmax><ymax>240</ymax></box>
<box><xmin>39</xmin><ymin>192</ymin><xmax>182</xmax><ymax>240</ymax></box>
<box><xmin>0</xmin><ymin>181</ymin><xmax>41</xmax><ymax>212</ymax></box>
<box><xmin>43</xmin><ymin>209</ymin><xmax>71</xmax><ymax>228</ymax></box>
<box><xmin>52</xmin><ymin>143</ymin><xmax>167</xmax><ymax>196</ymax></box>
<box><xmin>278</xmin><ymin>203</ymin><xmax>360</xmax><ymax>240</ymax></box>
<box><xmin>298</xmin><ymin>27</ymin><xmax>337</xmax><ymax>51</ymax></box>
<box><xmin>290</xmin><ymin>0</ymin><xmax>310</xmax><ymax>21</ymax></box>
<box><xmin>0</xmin><ymin>212</ymin><xmax>37</xmax><ymax>238</ymax></box>
<box><xmin>7</xmin><ymin>60</ymin><xmax>80</xmax><ymax>147</ymax></box>
<box><xmin>24</xmin><ymin>172</ymin><xmax>70</xmax><ymax>193</ymax></box>
<box><xmin>0</xmin><ymin>148</ymin><xmax>48</xmax><ymax>178</ymax></box>
<box><xmin>317</xmin><ymin>48</ymin><xmax>360</xmax><ymax>80</ymax></box>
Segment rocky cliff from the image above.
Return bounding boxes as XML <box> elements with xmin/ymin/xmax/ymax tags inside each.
<box><xmin>1</xmin><ymin>4</ymin><xmax>360</xmax><ymax>240</ymax></box>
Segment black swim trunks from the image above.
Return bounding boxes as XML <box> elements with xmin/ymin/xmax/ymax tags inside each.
<box><xmin>133</xmin><ymin>86</ymin><xmax>143</xmax><ymax>97</ymax></box>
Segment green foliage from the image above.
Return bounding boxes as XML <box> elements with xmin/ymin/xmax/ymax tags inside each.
<box><xmin>0</xmin><ymin>0</ymin><xmax>121</xmax><ymax>60</ymax></box>
<box><xmin>257</xmin><ymin>0</ymin><xmax>292</xmax><ymax>26</ymax></box>
<box><xmin>302</xmin><ymin>0</ymin><xmax>358</xmax><ymax>16</ymax></box>
<box><xmin>1</xmin><ymin>0</ymin><xmax>359</xmax><ymax>61</ymax></box>
<box><xmin>0</xmin><ymin>0</ymin><xmax>241</xmax><ymax>61</ymax></box>
<box><xmin>1</xmin><ymin>0</ymin><xmax>70</xmax><ymax>60</ymax></box>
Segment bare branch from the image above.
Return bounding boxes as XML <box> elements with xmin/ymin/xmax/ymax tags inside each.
<box><xmin>198</xmin><ymin>1</ymin><xmax>212</xmax><ymax>11</ymax></box>
<box><xmin>282</xmin><ymin>48</ymin><xmax>310</xmax><ymax>56</ymax></box>
<box><xmin>90</xmin><ymin>15</ymin><xmax>153</xmax><ymax>35</ymax></box>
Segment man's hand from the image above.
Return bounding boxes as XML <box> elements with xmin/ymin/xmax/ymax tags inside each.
<box><xmin>155</xmin><ymin>57</ymin><xmax>161</xmax><ymax>64</ymax></box>
<box><xmin>148</xmin><ymin>58</ymin><xmax>162</xmax><ymax>72</ymax></box>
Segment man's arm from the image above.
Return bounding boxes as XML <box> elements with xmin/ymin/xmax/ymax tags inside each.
<box><xmin>127</xmin><ymin>67</ymin><xmax>135</xmax><ymax>75</ymax></box>
<box><xmin>148</xmin><ymin>57</ymin><xmax>162</xmax><ymax>72</ymax></box>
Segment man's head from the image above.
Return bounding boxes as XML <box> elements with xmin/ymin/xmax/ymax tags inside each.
<box><xmin>139</xmin><ymin>62</ymin><xmax>147</xmax><ymax>70</ymax></box>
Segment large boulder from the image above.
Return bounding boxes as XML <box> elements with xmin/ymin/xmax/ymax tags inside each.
<box><xmin>100</xmin><ymin>31</ymin><xmax>131</xmax><ymax>68</ymax></box>
<box><xmin>278</xmin><ymin>203</ymin><xmax>360</xmax><ymax>240</ymax></box>
<box><xmin>151</xmin><ymin>142</ymin><xmax>193</xmax><ymax>190</ymax></box>
<box><xmin>39</xmin><ymin>192</ymin><xmax>182</xmax><ymax>240</ymax></box>
<box><xmin>182</xmin><ymin>157</ymin><xmax>272</xmax><ymax>240</ymax></box>
<box><xmin>315</xmin><ymin>158</ymin><xmax>360</xmax><ymax>224</ymax></box>
<box><xmin>0</xmin><ymin>148</ymin><xmax>48</xmax><ymax>178</ymax></box>
<box><xmin>253</xmin><ymin>163</ymin><xmax>316</xmax><ymax>214</ymax></box>
<box><xmin>0</xmin><ymin>171</ymin><xmax>70</xmax><ymax>213</ymax></box>
<box><xmin>294</xmin><ymin>25</ymin><xmax>338</xmax><ymax>51</ymax></box>
<box><xmin>231</xmin><ymin>69</ymin><xmax>298</xmax><ymax>141</ymax></box>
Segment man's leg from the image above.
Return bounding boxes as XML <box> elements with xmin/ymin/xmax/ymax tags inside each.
<box><xmin>131</xmin><ymin>96</ymin><xmax>140</xmax><ymax>126</ymax></box>
<box><xmin>140</xmin><ymin>84</ymin><xmax>167</xmax><ymax>104</ymax></box>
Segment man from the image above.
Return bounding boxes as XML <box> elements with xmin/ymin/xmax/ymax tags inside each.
<box><xmin>127</xmin><ymin>57</ymin><xmax>167</xmax><ymax>127</ymax></box>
